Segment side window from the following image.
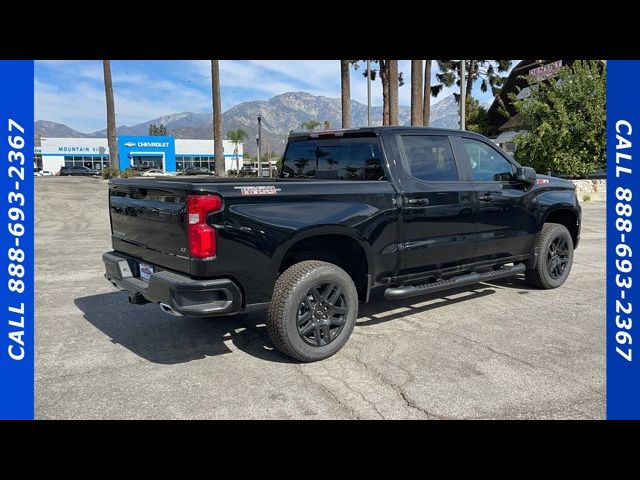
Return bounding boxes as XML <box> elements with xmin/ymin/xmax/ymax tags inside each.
<box><xmin>461</xmin><ymin>138</ymin><xmax>516</xmax><ymax>182</ymax></box>
<box><xmin>400</xmin><ymin>135</ymin><xmax>458</xmax><ymax>182</ymax></box>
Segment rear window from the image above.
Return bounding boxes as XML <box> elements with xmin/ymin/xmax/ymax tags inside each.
<box><xmin>281</xmin><ymin>137</ymin><xmax>385</xmax><ymax>180</ymax></box>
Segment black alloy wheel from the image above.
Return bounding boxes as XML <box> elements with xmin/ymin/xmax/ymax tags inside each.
<box><xmin>296</xmin><ymin>283</ymin><xmax>348</xmax><ymax>347</ymax></box>
<box><xmin>547</xmin><ymin>236</ymin><xmax>570</xmax><ymax>280</ymax></box>
<box><xmin>267</xmin><ymin>260</ymin><xmax>359</xmax><ymax>362</ymax></box>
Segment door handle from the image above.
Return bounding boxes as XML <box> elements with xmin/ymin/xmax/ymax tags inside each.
<box><xmin>407</xmin><ymin>198</ymin><xmax>429</xmax><ymax>206</ymax></box>
<box><xmin>478</xmin><ymin>193</ymin><xmax>494</xmax><ymax>202</ymax></box>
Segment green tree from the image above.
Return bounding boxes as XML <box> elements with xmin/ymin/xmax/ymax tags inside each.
<box><xmin>432</xmin><ymin>60</ymin><xmax>512</xmax><ymax>102</ymax></box>
<box><xmin>227</xmin><ymin>128</ymin><xmax>247</xmax><ymax>173</ymax></box>
<box><xmin>148</xmin><ymin>123</ymin><xmax>168</xmax><ymax>136</ymax></box>
<box><xmin>301</xmin><ymin>120</ymin><xmax>321</xmax><ymax>131</ymax></box>
<box><xmin>512</xmin><ymin>60</ymin><xmax>606</xmax><ymax>177</ymax></box>
<box><xmin>322</xmin><ymin>120</ymin><xmax>331</xmax><ymax>130</ymax></box>
<box><xmin>465</xmin><ymin>97</ymin><xmax>493</xmax><ymax>136</ymax></box>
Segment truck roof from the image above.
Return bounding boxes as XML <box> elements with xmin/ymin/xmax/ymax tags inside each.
<box><xmin>287</xmin><ymin>126</ymin><xmax>487</xmax><ymax>141</ymax></box>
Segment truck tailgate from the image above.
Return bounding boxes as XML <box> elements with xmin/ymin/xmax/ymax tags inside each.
<box><xmin>109</xmin><ymin>182</ymin><xmax>190</xmax><ymax>269</ymax></box>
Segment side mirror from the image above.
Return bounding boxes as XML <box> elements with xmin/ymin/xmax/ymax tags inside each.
<box><xmin>515</xmin><ymin>166</ymin><xmax>536</xmax><ymax>185</ymax></box>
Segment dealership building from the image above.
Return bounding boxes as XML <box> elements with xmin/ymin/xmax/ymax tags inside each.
<box><xmin>37</xmin><ymin>136</ymin><xmax>243</xmax><ymax>173</ymax></box>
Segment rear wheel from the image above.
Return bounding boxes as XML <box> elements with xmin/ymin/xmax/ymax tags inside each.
<box><xmin>525</xmin><ymin>223</ymin><xmax>574</xmax><ymax>289</ymax></box>
<box><xmin>267</xmin><ymin>261</ymin><xmax>358</xmax><ymax>362</ymax></box>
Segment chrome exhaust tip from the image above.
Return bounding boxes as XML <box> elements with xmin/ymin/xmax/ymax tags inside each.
<box><xmin>159</xmin><ymin>303</ymin><xmax>182</xmax><ymax>316</ymax></box>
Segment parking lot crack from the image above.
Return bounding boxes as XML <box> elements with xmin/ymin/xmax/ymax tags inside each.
<box><xmin>295</xmin><ymin>365</ymin><xmax>362</xmax><ymax>419</ymax></box>
<box><xmin>350</xmin><ymin>349</ymin><xmax>443</xmax><ymax>420</ymax></box>
<box><xmin>318</xmin><ymin>368</ymin><xmax>386</xmax><ymax>419</ymax></box>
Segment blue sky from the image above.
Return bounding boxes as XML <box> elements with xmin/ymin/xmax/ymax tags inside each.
<box><xmin>35</xmin><ymin>60</ymin><xmax>517</xmax><ymax>133</ymax></box>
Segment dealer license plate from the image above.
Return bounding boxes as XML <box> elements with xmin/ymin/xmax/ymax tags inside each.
<box><xmin>139</xmin><ymin>262</ymin><xmax>153</xmax><ymax>282</ymax></box>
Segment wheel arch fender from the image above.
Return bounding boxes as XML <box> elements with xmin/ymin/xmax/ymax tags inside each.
<box><xmin>270</xmin><ymin>226</ymin><xmax>374</xmax><ymax>299</ymax></box>
<box><xmin>539</xmin><ymin>203</ymin><xmax>580</xmax><ymax>245</ymax></box>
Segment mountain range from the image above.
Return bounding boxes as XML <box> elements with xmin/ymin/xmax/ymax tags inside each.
<box><xmin>35</xmin><ymin>91</ymin><xmax>462</xmax><ymax>156</ymax></box>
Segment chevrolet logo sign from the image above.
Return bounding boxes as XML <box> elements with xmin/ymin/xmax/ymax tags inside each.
<box><xmin>124</xmin><ymin>142</ymin><xmax>136</xmax><ymax>147</ymax></box>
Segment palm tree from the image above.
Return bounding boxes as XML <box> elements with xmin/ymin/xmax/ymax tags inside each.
<box><xmin>103</xmin><ymin>60</ymin><xmax>119</xmax><ymax>172</ymax></box>
<box><xmin>411</xmin><ymin>60</ymin><xmax>423</xmax><ymax>126</ymax></box>
<box><xmin>227</xmin><ymin>128</ymin><xmax>247</xmax><ymax>173</ymax></box>
<box><xmin>301</xmin><ymin>120</ymin><xmax>321</xmax><ymax>131</ymax></box>
<box><xmin>388</xmin><ymin>60</ymin><xmax>399</xmax><ymax>125</ymax></box>
<box><xmin>423</xmin><ymin>60</ymin><xmax>432</xmax><ymax>126</ymax></box>
<box><xmin>211</xmin><ymin>60</ymin><xmax>225</xmax><ymax>177</ymax></box>
<box><xmin>340</xmin><ymin>60</ymin><xmax>351</xmax><ymax>128</ymax></box>
<box><xmin>294</xmin><ymin>158</ymin><xmax>311</xmax><ymax>175</ymax></box>
<box><xmin>378</xmin><ymin>60</ymin><xmax>390</xmax><ymax>125</ymax></box>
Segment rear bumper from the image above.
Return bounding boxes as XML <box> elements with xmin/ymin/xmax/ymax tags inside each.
<box><xmin>102</xmin><ymin>251</ymin><xmax>243</xmax><ymax>316</ymax></box>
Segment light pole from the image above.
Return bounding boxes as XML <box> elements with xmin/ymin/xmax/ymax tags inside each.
<box><xmin>257</xmin><ymin>115</ymin><xmax>262</xmax><ymax>178</ymax></box>
<box><xmin>460</xmin><ymin>60</ymin><xmax>466</xmax><ymax>130</ymax></box>
<box><xmin>366</xmin><ymin>60</ymin><xmax>372</xmax><ymax>126</ymax></box>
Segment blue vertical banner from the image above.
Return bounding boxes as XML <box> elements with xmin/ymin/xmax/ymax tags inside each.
<box><xmin>0</xmin><ymin>61</ymin><xmax>34</xmax><ymax>419</ymax></box>
<box><xmin>607</xmin><ymin>60</ymin><xmax>640</xmax><ymax>419</ymax></box>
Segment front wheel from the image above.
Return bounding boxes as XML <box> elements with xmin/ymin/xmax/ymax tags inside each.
<box><xmin>267</xmin><ymin>261</ymin><xmax>358</xmax><ymax>362</ymax></box>
<box><xmin>525</xmin><ymin>222</ymin><xmax>574</xmax><ymax>289</ymax></box>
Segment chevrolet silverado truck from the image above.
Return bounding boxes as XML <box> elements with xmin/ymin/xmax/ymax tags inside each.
<box><xmin>103</xmin><ymin>127</ymin><xmax>581</xmax><ymax>362</ymax></box>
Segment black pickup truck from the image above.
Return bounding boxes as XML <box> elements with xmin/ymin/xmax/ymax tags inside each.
<box><xmin>103</xmin><ymin>127</ymin><xmax>581</xmax><ymax>362</ymax></box>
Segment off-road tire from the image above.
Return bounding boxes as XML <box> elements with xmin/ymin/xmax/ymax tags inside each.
<box><xmin>267</xmin><ymin>260</ymin><xmax>358</xmax><ymax>362</ymax></box>
<box><xmin>525</xmin><ymin>222</ymin><xmax>574</xmax><ymax>289</ymax></box>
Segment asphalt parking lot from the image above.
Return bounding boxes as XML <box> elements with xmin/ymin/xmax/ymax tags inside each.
<box><xmin>35</xmin><ymin>176</ymin><xmax>605</xmax><ymax>419</ymax></box>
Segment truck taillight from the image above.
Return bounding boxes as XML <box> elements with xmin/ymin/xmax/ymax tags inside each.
<box><xmin>186</xmin><ymin>194</ymin><xmax>222</xmax><ymax>258</ymax></box>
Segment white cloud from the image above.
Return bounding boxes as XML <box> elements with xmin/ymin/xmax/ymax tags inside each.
<box><xmin>183</xmin><ymin>60</ymin><xmax>341</xmax><ymax>101</ymax></box>
<box><xmin>35</xmin><ymin>74</ymin><xmax>212</xmax><ymax>132</ymax></box>
<box><xmin>35</xmin><ymin>79</ymin><xmax>107</xmax><ymax>132</ymax></box>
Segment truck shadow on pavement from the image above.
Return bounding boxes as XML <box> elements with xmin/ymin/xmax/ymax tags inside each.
<box><xmin>74</xmin><ymin>291</ymin><xmax>287</xmax><ymax>365</ymax></box>
<box><xmin>74</xmin><ymin>280</ymin><xmax>520</xmax><ymax>365</ymax></box>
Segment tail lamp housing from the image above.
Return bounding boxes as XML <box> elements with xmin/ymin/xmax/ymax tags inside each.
<box><xmin>186</xmin><ymin>194</ymin><xmax>222</xmax><ymax>258</ymax></box>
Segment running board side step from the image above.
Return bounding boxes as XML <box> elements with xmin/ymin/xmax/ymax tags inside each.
<box><xmin>384</xmin><ymin>263</ymin><xmax>526</xmax><ymax>300</ymax></box>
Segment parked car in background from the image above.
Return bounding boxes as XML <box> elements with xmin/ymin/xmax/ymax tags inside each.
<box><xmin>184</xmin><ymin>166</ymin><xmax>215</xmax><ymax>176</ymax></box>
<box><xmin>142</xmin><ymin>169</ymin><xmax>172</xmax><ymax>177</ymax></box>
<box><xmin>39</xmin><ymin>170</ymin><xmax>54</xmax><ymax>176</ymax></box>
<box><xmin>59</xmin><ymin>166</ymin><xmax>100</xmax><ymax>177</ymax></box>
